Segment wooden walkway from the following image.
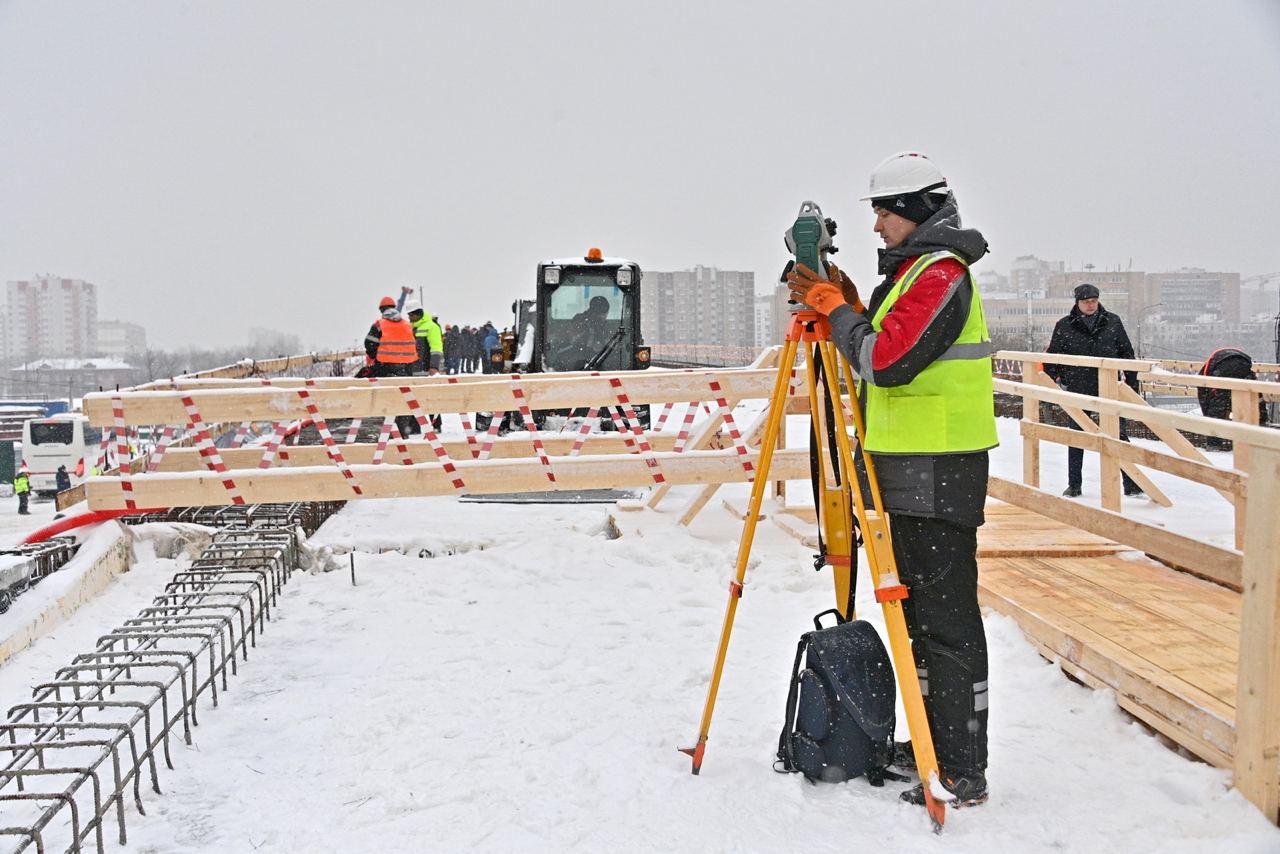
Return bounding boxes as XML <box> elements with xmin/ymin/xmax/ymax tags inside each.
<box><xmin>977</xmin><ymin>501</ymin><xmax>1238</xmax><ymax>768</ymax></box>
<box><xmin>759</xmin><ymin>498</ymin><xmax>1240</xmax><ymax>770</ymax></box>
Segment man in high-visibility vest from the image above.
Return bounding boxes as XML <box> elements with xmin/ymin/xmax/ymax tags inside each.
<box><xmin>787</xmin><ymin>151</ymin><xmax>995</xmax><ymax>809</ymax></box>
<box><xmin>14</xmin><ymin>466</ymin><xmax>31</xmax><ymax>515</ymax></box>
<box><xmin>404</xmin><ymin>297</ymin><xmax>444</xmax><ymax>432</ymax></box>
<box><xmin>365</xmin><ymin>295</ymin><xmax>419</xmax><ymax>436</ymax></box>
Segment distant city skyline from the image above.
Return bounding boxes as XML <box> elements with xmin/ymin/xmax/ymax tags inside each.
<box><xmin>2</xmin><ymin>2</ymin><xmax>1276</xmax><ymax>351</ymax></box>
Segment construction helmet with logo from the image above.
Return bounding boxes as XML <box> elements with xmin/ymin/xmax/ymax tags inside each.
<box><xmin>860</xmin><ymin>151</ymin><xmax>949</xmax><ymax>201</ymax></box>
<box><xmin>379</xmin><ymin>296</ymin><xmax>396</xmax><ymax>309</ymax></box>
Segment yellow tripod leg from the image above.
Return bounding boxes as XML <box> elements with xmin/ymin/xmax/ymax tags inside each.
<box><xmin>681</xmin><ymin>325</ymin><xmax>802</xmax><ymax>774</ymax></box>
<box><xmin>804</xmin><ymin>339</ymin><xmax>855</xmax><ymax>619</ymax></box>
<box><xmin>822</xmin><ymin>342</ymin><xmax>947</xmax><ymax>831</ymax></box>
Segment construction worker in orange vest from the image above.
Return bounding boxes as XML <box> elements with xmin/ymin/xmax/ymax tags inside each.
<box><xmin>365</xmin><ymin>295</ymin><xmax>419</xmax><ymax>436</ymax></box>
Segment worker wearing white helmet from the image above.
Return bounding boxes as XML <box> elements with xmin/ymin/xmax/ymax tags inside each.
<box><xmin>787</xmin><ymin>151</ymin><xmax>995</xmax><ymax>808</ymax></box>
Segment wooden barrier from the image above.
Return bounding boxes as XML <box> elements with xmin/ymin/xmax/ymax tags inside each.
<box><xmin>994</xmin><ymin>349</ymin><xmax>1280</xmax><ymax>822</ymax></box>
<box><xmin>83</xmin><ymin>368</ymin><xmax>793</xmax><ymax>426</ymax></box>
<box><xmin>84</xmin><ymin>448</ymin><xmax>811</xmax><ymax>508</ymax></box>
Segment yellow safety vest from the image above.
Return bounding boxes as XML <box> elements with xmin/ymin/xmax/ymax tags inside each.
<box><xmin>864</xmin><ymin>251</ymin><xmax>998</xmax><ymax>454</ymax></box>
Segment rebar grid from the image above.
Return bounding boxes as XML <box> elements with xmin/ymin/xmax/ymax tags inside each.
<box><xmin>0</xmin><ymin>501</ymin><xmax>343</xmax><ymax>853</ymax></box>
<box><xmin>0</xmin><ymin>540</ymin><xmax>80</xmax><ymax>613</ymax></box>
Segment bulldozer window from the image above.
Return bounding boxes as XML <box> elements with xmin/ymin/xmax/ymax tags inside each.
<box><xmin>545</xmin><ymin>272</ymin><xmax>631</xmax><ymax>372</ymax></box>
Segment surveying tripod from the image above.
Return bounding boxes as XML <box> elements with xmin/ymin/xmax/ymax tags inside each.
<box><xmin>679</xmin><ymin>307</ymin><xmax>950</xmax><ymax>831</ymax></box>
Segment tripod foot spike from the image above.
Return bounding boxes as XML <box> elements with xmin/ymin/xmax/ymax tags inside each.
<box><xmin>677</xmin><ymin>741</ymin><xmax>706</xmax><ymax>775</ymax></box>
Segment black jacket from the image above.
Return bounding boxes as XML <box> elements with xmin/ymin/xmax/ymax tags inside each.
<box><xmin>1044</xmin><ymin>305</ymin><xmax>1138</xmax><ymax>396</ymax></box>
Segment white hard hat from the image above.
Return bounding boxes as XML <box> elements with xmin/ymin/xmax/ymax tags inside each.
<box><xmin>404</xmin><ymin>299</ymin><xmax>423</xmax><ymax>314</ymax></box>
<box><xmin>860</xmin><ymin>151</ymin><xmax>949</xmax><ymax>201</ymax></box>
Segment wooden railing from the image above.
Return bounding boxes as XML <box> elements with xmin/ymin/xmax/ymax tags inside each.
<box><xmin>993</xmin><ymin>349</ymin><xmax>1280</xmax><ymax>820</ymax></box>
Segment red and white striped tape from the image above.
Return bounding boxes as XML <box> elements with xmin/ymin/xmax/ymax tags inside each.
<box><xmin>447</xmin><ymin>377</ymin><xmax>480</xmax><ymax>457</ymax></box>
<box><xmin>96</xmin><ymin>419</ymin><xmax>114</xmax><ymax>472</ymax></box>
<box><xmin>146</xmin><ymin>424</ymin><xmax>178</xmax><ymax>473</ymax></box>
<box><xmin>567</xmin><ymin>406</ymin><xmax>601</xmax><ymax>457</ymax></box>
<box><xmin>509</xmin><ymin>375</ymin><xmax>555</xmax><ymax>483</ymax></box>
<box><xmin>371</xmin><ymin>417</ymin><xmax>414</xmax><ymax>466</ymax></box>
<box><xmin>343</xmin><ymin>418</ymin><xmax>363</xmax><ymax>444</ymax></box>
<box><xmin>231</xmin><ymin>421</ymin><xmax>253</xmax><ymax>448</ymax></box>
<box><xmin>179</xmin><ymin>394</ymin><xmax>247</xmax><ymax>505</ymax></box>
<box><xmin>475</xmin><ymin>412</ymin><xmax>506</xmax><ymax>461</ymax></box>
<box><xmin>672</xmin><ymin>403</ymin><xmax>699</xmax><ymax>453</ymax></box>
<box><xmin>296</xmin><ymin>383</ymin><xmax>363</xmax><ymax>496</ymax></box>
<box><xmin>707</xmin><ymin>379</ymin><xmax>754</xmax><ymax>481</ymax></box>
<box><xmin>607</xmin><ymin>378</ymin><xmax>664</xmax><ymax>484</ymax></box>
<box><xmin>399</xmin><ymin>386</ymin><xmax>466</xmax><ymax>490</ymax></box>
<box><xmin>389</xmin><ymin>423</ymin><xmax>412</xmax><ymax>464</ymax></box>
<box><xmin>652</xmin><ymin>402</ymin><xmax>674</xmax><ymax>432</ymax></box>
<box><xmin>257</xmin><ymin>420</ymin><xmax>294</xmax><ymax>469</ymax></box>
<box><xmin>371</xmin><ymin>417</ymin><xmax>394</xmax><ymax>465</ymax></box>
<box><xmin>111</xmin><ymin>396</ymin><xmax>136</xmax><ymax>510</ymax></box>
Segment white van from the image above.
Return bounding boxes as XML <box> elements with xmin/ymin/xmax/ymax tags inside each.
<box><xmin>21</xmin><ymin>414</ymin><xmax>102</xmax><ymax>496</ymax></box>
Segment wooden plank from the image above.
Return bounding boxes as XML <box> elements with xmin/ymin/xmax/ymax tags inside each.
<box><xmin>676</xmin><ymin>399</ymin><xmax>774</xmax><ymax>526</ymax></box>
<box><xmin>84</xmin><ymin>367</ymin><xmax>800</xmax><ymax>427</ymax></box>
<box><xmin>979</xmin><ymin>565</ymin><xmax>1236</xmax><ymax>767</ymax></box>
<box><xmin>1232</xmin><ymin>388</ymin><xmax>1261</xmax><ymax>551</ymax></box>
<box><xmin>1013</xmin><ymin>557</ymin><xmax>1238</xmax><ymax>693</ymax></box>
<box><xmin>131</xmin><ymin>349</ymin><xmax>363</xmax><ymax>389</ymax></box>
<box><xmin>987</xmin><ymin>477</ymin><xmax>1243</xmax><ymax>590</ymax></box>
<box><xmin>997</xmin><ymin>349</ymin><xmax>1155</xmax><ymax>372</ymax></box>
<box><xmin>1021</xmin><ymin>421</ymin><xmax>1243</xmax><ymax>497</ymax></box>
<box><xmin>770</xmin><ymin>510</ymin><xmax>819</xmax><ymax>549</ymax></box>
<box><xmin>1137</xmin><ymin>370</ymin><xmax>1280</xmax><ymax>400</ymax></box>
<box><xmin>1021</xmin><ymin>360</ymin><xmax>1041</xmax><ymax>488</ymax></box>
<box><xmin>996</xmin><ymin>377</ymin><xmax>1280</xmax><ymax>450</ymax></box>
<box><xmin>1097</xmin><ymin>365</ymin><xmax>1123</xmax><ymax>511</ymax></box>
<box><xmin>1024</xmin><ymin>371</ymin><xmax>1172</xmax><ymax>506</ymax></box>
<box><xmin>1114</xmin><ymin>384</ymin><xmax>1236</xmax><ymax>504</ymax></box>
<box><xmin>1234</xmin><ymin>446</ymin><xmax>1280</xmax><ymax>822</ymax></box>
<box><xmin>153</xmin><ymin>433</ymin><xmax>679</xmax><ymax>471</ymax></box>
<box><xmin>84</xmin><ymin>447</ymin><xmax>813</xmax><ymax>509</ymax></box>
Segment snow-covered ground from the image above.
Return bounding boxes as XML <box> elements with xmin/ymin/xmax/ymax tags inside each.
<box><xmin>0</xmin><ymin>417</ymin><xmax>1275</xmax><ymax>852</ymax></box>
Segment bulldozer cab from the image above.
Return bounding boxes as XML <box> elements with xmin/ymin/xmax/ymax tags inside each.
<box><xmin>518</xmin><ymin>249</ymin><xmax>650</xmax><ymax>373</ymax></box>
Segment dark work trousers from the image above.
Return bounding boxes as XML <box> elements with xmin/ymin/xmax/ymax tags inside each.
<box><xmin>890</xmin><ymin>514</ymin><xmax>988</xmax><ymax>776</ymax></box>
<box><xmin>373</xmin><ymin>363</ymin><xmax>418</xmax><ymax>437</ymax></box>
<box><xmin>17</xmin><ymin>492</ymin><xmax>29</xmax><ymax>514</ymax></box>
<box><xmin>1066</xmin><ymin>414</ymin><xmax>1137</xmax><ymax>492</ymax></box>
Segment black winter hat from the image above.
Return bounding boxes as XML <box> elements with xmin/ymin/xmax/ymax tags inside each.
<box><xmin>1074</xmin><ymin>283</ymin><xmax>1101</xmax><ymax>300</ymax></box>
<box><xmin>870</xmin><ymin>192</ymin><xmax>942</xmax><ymax>225</ymax></box>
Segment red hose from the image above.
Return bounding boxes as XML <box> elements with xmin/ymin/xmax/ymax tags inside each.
<box><xmin>21</xmin><ymin>508</ymin><xmax>165</xmax><ymax>545</ymax></box>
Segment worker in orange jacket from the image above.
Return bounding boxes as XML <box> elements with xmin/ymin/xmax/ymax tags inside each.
<box><xmin>365</xmin><ymin>296</ymin><xmax>419</xmax><ymax>435</ymax></box>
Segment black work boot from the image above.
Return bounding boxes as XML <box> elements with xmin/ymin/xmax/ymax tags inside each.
<box><xmin>892</xmin><ymin>741</ymin><xmax>917</xmax><ymax>771</ymax></box>
<box><xmin>900</xmin><ymin>770</ymin><xmax>988</xmax><ymax>808</ymax></box>
<box><xmin>1062</xmin><ymin>485</ymin><xmax>1082</xmax><ymax>498</ymax></box>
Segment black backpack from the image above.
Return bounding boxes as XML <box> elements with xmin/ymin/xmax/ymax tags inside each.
<box><xmin>775</xmin><ymin>609</ymin><xmax>897</xmax><ymax>785</ymax></box>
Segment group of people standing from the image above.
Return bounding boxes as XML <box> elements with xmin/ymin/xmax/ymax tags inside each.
<box><xmin>443</xmin><ymin>322</ymin><xmax>500</xmax><ymax>374</ymax></box>
<box><xmin>361</xmin><ymin>288</ymin><xmax>501</xmax><ymax>380</ymax></box>
<box><xmin>361</xmin><ymin>289</ymin><xmax>502</xmax><ymax>436</ymax></box>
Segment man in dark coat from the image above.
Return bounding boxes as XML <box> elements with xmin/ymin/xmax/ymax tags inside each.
<box><xmin>444</xmin><ymin>325</ymin><xmax>461</xmax><ymax>374</ymax></box>
<box><xmin>55</xmin><ymin>465</ymin><xmax>71</xmax><ymax>493</ymax></box>
<box><xmin>1044</xmin><ymin>283</ymin><xmax>1142</xmax><ymax>497</ymax></box>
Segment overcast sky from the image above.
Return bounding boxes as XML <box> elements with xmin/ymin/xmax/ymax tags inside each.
<box><xmin>2</xmin><ymin>1</ymin><xmax>1278</xmax><ymax>351</ymax></box>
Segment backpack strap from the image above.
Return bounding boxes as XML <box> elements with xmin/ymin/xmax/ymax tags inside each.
<box><xmin>774</xmin><ymin>634</ymin><xmax>812</xmax><ymax>774</ymax></box>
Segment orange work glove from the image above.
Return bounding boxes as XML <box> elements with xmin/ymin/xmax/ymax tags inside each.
<box><xmin>786</xmin><ymin>262</ymin><xmax>865</xmax><ymax>315</ymax></box>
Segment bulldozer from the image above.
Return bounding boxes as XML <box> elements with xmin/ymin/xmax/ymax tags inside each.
<box><xmin>478</xmin><ymin>248</ymin><xmax>652</xmax><ymax>432</ymax></box>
